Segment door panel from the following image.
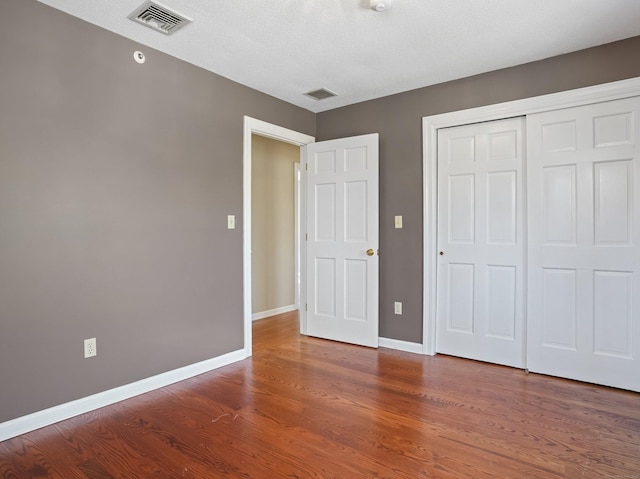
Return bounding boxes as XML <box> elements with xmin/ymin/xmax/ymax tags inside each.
<box><xmin>447</xmin><ymin>263</ymin><xmax>475</xmax><ymax>333</ymax></box>
<box><xmin>436</xmin><ymin>118</ymin><xmax>525</xmax><ymax>368</ymax></box>
<box><xmin>448</xmin><ymin>174</ymin><xmax>475</xmax><ymax>242</ymax></box>
<box><xmin>487</xmin><ymin>171</ymin><xmax>517</xmax><ymax>244</ymax></box>
<box><xmin>527</xmin><ymin>96</ymin><xmax>640</xmax><ymax>392</ymax></box>
<box><xmin>304</xmin><ymin>134</ymin><xmax>379</xmax><ymax>347</ymax></box>
<box><xmin>486</xmin><ymin>265</ymin><xmax>517</xmax><ymax>339</ymax></box>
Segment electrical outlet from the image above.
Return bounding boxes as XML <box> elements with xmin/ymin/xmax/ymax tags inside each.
<box><xmin>227</xmin><ymin>215</ymin><xmax>235</xmax><ymax>229</ymax></box>
<box><xmin>394</xmin><ymin>302</ymin><xmax>403</xmax><ymax>315</ymax></box>
<box><xmin>394</xmin><ymin>215</ymin><xmax>403</xmax><ymax>229</ymax></box>
<box><xmin>84</xmin><ymin>338</ymin><xmax>97</xmax><ymax>358</ymax></box>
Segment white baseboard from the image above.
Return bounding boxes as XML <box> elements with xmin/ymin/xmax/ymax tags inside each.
<box><xmin>0</xmin><ymin>348</ymin><xmax>246</xmax><ymax>442</ymax></box>
<box><xmin>379</xmin><ymin>337</ymin><xmax>423</xmax><ymax>355</ymax></box>
<box><xmin>252</xmin><ymin>304</ymin><xmax>297</xmax><ymax>321</ymax></box>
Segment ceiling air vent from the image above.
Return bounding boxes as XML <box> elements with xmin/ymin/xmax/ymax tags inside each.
<box><xmin>128</xmin><ymin>1</ymin><xmax>192</xmax><ymax>35</ymax></box>
<box><xmin>304</xmin><ymin>88</ymin><xmax>338</xmax><ymax>101</ymax></box>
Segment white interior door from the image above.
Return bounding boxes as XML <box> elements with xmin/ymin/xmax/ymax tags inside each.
<box><xmin>527</xmin><ymin>97</ymin><xmax>640</xmax><ymax>392</ymax></box>
<box><xmin>304</xmin><ymin>134</ymin><xmax>379</xmax><ymax>347</ymax></box>
<box><xmin>436</xmin><ymin>118</ymin><xmax>525</xmax><ymax>368</ymax></box>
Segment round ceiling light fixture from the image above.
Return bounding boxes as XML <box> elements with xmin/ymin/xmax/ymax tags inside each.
<box><xmin>370</xmin><ymin>0</ymin><xmax>392</xmax><ymax>12</ymax></box>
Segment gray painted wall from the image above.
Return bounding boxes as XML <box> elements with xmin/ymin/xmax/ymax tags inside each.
<box><xmin>316</xmin><ymin>36</ymin><xmax>640</xmax><ymax>344</ymax></box>
<box><xmin>3</xmin><ymin>0</ymin><xmax>640</xmax><ymax>426</ymax></box>
<box><xmin>0</xmin><ymin>0</ymin><xmax>314</xmax><ymax>423</ymax></box>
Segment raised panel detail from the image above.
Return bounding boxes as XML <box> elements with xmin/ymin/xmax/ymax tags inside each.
<box><xmin>449</xmin><ymin>136</ymin><xmax>475</xmax><ymax>163</ymax></box>
<box><xmin>541</xmin><ymin>121</ymin><xmax>577</xmax><ymax>152</ymax></box>
<box><xmin>345</xmin><ymin>147</ymin><xmax>367</xmax><ymax>172</ymax></box>
<box><xmin>345</xmin><ymin>181</ymin><xmax>367</xmax><ymax>242</ymax></box>
<box><xmin>542</xmin><ymin>269</ymin><xmax>577</xmax><ymax>350</ymax></box>
<box><xmin>448</xmin><ymin>174</ymin><xmax>475</xmax><ymax>243</ymax></box>
<box><xmin>595</xmin><ymin>160</ymin><xmax>632</xmax><ymax>245</ymax></box>
<box><xmin>315</xmin><ymin>183</ymin><xmax>336</xmax><ymax>241</ymax></box>
<box><xmin>543</xmin><ymin>165</ymin><xmax>576</xmax><ymax>245</ymax></box>
<box><xmin>486</xmin><ymin>266</ymin><xmax>516</xmax><ymax>339</ymax></box>
<box><xmin>344</xmin><ymin>260</ymin><xmax>367</xmax><ymax>322</ymax></box>
<box><xmin>594</xmin><ymin>271</ymin><xmax>633</xmax><ymax>358</ymax></box>
<box><xmin>315</xmin><ymin>151</ymin><xmax>336</xmax><ymax>174</ymax></box>
<box><xmin>488</xmin><ymin>130</ymin><xmax>517</xmax><ymax>161</ymax></box>
<box><xmin>487</xmin><ymin>171</ymin><xmax>516</xmax><ymax>244</ymax></box>
<box><xmin>594</xmin><ymin>112</ymin><xmax>634</xmax><ymax>148</ymax></box>
<box><xmin>447</xmin><ymin>263</ymin><xmax>474</xmax><ymax>333</ymax></box>
<box><xmin>315</xmin><ymin>258</ymin><xmax>336</xmax><ymax>317</ymax></box>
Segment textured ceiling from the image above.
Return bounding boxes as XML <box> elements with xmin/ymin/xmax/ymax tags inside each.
<box><xmin>38</xmin><ymin>0</ymin><xmax>640</xmax><ymax>113</ymax></box>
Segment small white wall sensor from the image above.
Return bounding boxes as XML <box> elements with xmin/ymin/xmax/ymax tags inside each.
<box><xmin>133</xmin><ymin>51</ymin><xmax>146</xmax><ymax>64</ymax></box>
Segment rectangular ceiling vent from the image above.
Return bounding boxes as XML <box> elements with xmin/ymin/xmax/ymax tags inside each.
<box><xmin>304</xmin><ymin>88</ymin><xmax>338</xmax><ymax>101</ymax></box>
<box><xmin>128</xmin><ymin>1</ymin><xmax>192</xmax><ymax>35</ymax></box>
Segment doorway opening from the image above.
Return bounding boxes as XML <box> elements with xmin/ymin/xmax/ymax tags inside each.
<box><xmin>242</xmin><ymin>117</ymin><xmax>315</xmax><ymax>357</ymax></box>
<box><xmin>250</xmin><ymin>134</ymin><xmax>299</xmax><ymax>322</ymax></box>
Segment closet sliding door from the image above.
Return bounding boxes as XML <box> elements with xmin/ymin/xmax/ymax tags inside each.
<box><xmin>526</xmin><ymin>96</ymin><xmax>640</xmax><ymax>392</ymax></box>
<box><xmin>436</xmin><ymin>118</ymin><xmax>525</xmax><ymax>368</ymax></box>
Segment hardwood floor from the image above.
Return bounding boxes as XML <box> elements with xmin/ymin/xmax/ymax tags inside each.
<box><xmin>1</xmin><ymin>311</ymin><xmax>639</xmax><ymax>478</ymax></box>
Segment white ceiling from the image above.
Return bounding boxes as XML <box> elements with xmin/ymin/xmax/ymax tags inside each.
<box><xmin>38</xmin><ymin>0</ymin><xmax>640</xmax><ymax>113</ymax></box>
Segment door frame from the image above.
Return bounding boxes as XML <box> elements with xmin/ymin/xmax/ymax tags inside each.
<box><xmin>294</xmin><ymin>163</ymin><xmax>302</xmax><ymax>312</ymax></box>
<box><xmin>422</xmin><ymin>77</ymin><xmax>640</xmax><ymax>356</ymax></box>
<box><xmin>243</xmin><ymin>116</ymin><xmax>315</xmax><ymax>357</ymax></box>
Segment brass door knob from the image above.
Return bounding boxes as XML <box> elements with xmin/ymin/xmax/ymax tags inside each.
<box><xmin>366</xmin><ymin>249</ymin><xmax>375</xmax><ymax>256</ymax></box>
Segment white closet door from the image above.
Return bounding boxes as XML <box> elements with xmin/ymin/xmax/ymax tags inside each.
<box><xmin>527</xmin><ymin>97</ymin><xmax>640</xmax><ymax>392</ymax></box>
<box><xmin>436</xmin><ymin>118</ymin><xmax>525</xmax><ymax>368</ymax></box>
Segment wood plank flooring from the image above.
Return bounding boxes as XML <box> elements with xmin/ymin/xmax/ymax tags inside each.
<box><xmin>1</xmin><ymin>311</ymin><xmax>639</xmax><ymax>478</ymax></box>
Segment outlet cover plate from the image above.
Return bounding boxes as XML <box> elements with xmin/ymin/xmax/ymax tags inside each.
<box><xmin>84</xmin><ymin>338</ymin><xmax>97</xmax><ymax>358</ymax></box>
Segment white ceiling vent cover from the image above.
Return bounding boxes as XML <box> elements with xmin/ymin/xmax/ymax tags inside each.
<box><xmin>128</xmin><ymin>1</ymin><xmax>192</xmax><ymax>35</ymax></box>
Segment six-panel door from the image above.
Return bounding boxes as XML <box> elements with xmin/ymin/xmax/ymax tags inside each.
<box><xmin>305</xmin><ymin>134</ymin><xmax>379</xmax><ymax>348</ymax></box>
<box><xmin>527</xmin><ymin>97</ymin><xmax>640</xmax><ymax>392</ymax></box>
<box><xmin>436</xmin><ymin>118</ymin><xmax>525</xmax><ymax>368</ymax></box>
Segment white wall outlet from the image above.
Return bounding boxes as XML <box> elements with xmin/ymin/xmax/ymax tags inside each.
<box><xmin>394</xmin><ymin>215</ymin><xmax>403</xmax><ymax>229</ymax></box>
<box><xmin>227</xmin><ymin>215</ymin><xmax>235</xmax><ymax>229</ymax></box>
<box><xmin>394</xmin><ymin>302</ymin><xmax>403</xmax><ymax>315</ymax></box>
<box><xmin>84</xmin><ymin>338</ymin><xmax>97</xmax><ymax>358</ymax></box>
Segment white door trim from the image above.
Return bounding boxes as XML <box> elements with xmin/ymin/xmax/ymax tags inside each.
<box><xmin>422</xmin><ymin>76</ymin><xmax>640</xmax><ymax>356</ymax></box>
<box><xmin>294</xmin><ymin>162</ymin><xmax>301</xmax><ymax>311</ymax></box>
<box><xmin>243</xmin><ymin>117</ymin><xmax>315</xmax><ymax>357</ymax></box>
